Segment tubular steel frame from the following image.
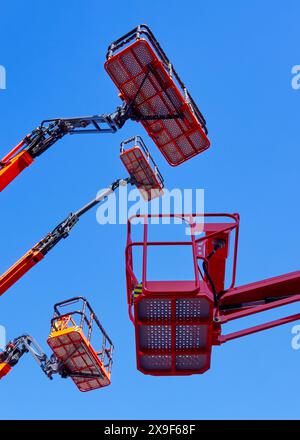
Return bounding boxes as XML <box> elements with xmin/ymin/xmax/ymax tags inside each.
<box><xmin>51</xmin><ymin>296</ymin><xmax>114</xmax><ymax>374</ymax></box>
<box><xmin>106</xmin><ymin>24</ymin><xmax>208</xmax><ymax>134</ymax></box>
<box><xmin>126</xmin><ymin>213</ymin><xmax>240</xmax><ymax>323</ymax></box>
<box><xmin>126</xmin><ymin>213</ymin><xmax>300</xmax><ymax>349</ymax></box>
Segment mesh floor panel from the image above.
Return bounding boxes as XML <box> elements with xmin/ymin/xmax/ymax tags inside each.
<box><xmin>139</xmin><ymin>324</ymin><xmax>208</xmax><ymax>351</ymax></box>
<box><xmin>137</xmin><ymin>297</ymin><xmax>210</xmax><ymax>321</ymax></box>
<box><xmin>120</xmin><ymin>146</ymin><xmax>163</xmax><ymax>201</ymax></box>
<box><xmin>137</xmin><ymin>299</ymin><xmax>172</xmax><ymax>322</ymax></box>
<box><xmin>48</xmin><ymin>329</ymin><xmax>110</xmax><ymax>392</ymax></box>
<box><xmin>105</xmin><ymin>40</ymin><xmax>210</xmax><ymax>166</ymax></box>
<box><xmin>135</xmin><ymin>297</ymin><xmax>211</xmax><ymax>374</ymax></box>
<box><xmin>176</xmin><ymin>298</ymin><xmax>210</xmax><ymax>320</ymax></box>
<box><xmin>176</xmin><ymin>355</ymin><xmax>208</xmax><ymax>371</ymax></box>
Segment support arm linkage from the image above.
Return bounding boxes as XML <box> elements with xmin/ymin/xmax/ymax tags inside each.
<box><xmin>0</xmin><ymin>178</ymin><xmax>134</xmax><ymax>297</ymax></box>
<box><xmin>0</xmin><ymin>335</ymin><xmax>61</xmax><ymax>379</ymax></box>
<box><xmin>0</xmin><ymin>88</ymin><xmax>176</xmax><ymax>193</ymax></box>
<box><xmin>0</xmin><ymin>334</ymin><xmax>105</xmax><ymax>381</ymax></box>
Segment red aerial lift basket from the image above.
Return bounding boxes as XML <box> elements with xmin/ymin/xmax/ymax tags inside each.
<box><xmin>105</xmin><ymin>25</ymin><xmax>210</xmax><ymax>166</ymax></box>
<box><xmin>120</xmin><ymin>136</ymin><xmax>164</xmax><ymax>201</ymax></box>
<box><xmin>125</xmin><ymin>213</ymin><xmax>239</xmax><ymax>376</ymax></box>
<box><xmin>47</xmin><ymin>297</ymin><xmax>113</xmax><ymax>392</ymax></box>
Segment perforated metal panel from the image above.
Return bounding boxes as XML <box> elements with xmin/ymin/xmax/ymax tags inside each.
<box><xmin>176</xmin><ymin>298</ymin><xmax>210</xmax><ymax>320</ymax></box>
<box><xmin>137</xmin><ymin>298</ymin><xmax>172</xmax><ymax>322</ymax></box>
<box><xmin>140</xmin><ymin>355</ymin><xmax>172</xmax><ymax>371</ymax></box>
<box><xmin>176</xmin><ymin>354</ymin><xmax>207</xmax><ymax>371</ymax></box>
<box><xmin>176</xmin><ymin>325</ymin><xmax>208</xmax><ymax>350</ymax></box>
<box><xmin>48</xmin><ymin>328</ymin><xmax>110</xmax><ymax>392</ymax></box>
<box><xmin>135</xmin><ymin>296</ymin><xmax>212</xmax><ymax>375</ymax></box>
<box><xmin>139</xmin><ymin>325</ymin><xmax>172</xmax><ymax>350</ymax></box>
<box><xmin>105</xmin><ymin>39</ymin><xmax>210</xmax><ymax>166</ymax></box>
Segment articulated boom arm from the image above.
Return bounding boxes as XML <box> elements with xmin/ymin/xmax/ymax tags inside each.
<box><xmin>0</xmin><ymin>295</ymin><xmax>115</xmax><ymax>385</ymax></box>
<box><xmin>0</xmin><ymin>334</ymin><xmax>103</xmax><ymax>381</ymax></box>
<box><xmin>0</xmin><ymin>110</ymin><xmax>124</xmax><ymax>192</ymax></box>
<box><xmin>213</xmin><ymin>270</ymin><xmax>300</xmax><ymax>344</ymax></box>
<box><xmin>0</xmin><ymin>70</ymin><xmax>178</xmax><ymax>193</ymax></box>
<box><xmin>0</xmin><ymin>334</ymin><xmax>61</xmax><ymax>380</ymax></box>
<box><xmin>0</xmin><ymin>178</ymin><xmax>132</xmax><ymax>297</ymax></box>
<box><xmin>0</xmin><ymin>213</ymin><xmax>82</xmax><ymax>296</ymax></box>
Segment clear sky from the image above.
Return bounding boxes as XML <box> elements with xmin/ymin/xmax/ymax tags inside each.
<box><xmin>0</xmin><ymin>0</ymin><xmax>300</xmax><ymax>420</ymax></box>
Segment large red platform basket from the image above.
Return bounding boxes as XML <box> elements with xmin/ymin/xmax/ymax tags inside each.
<box><xmin>125</xmin><ymin>213</ymin><xmax>239</xmax><ymax>376</ymax></box>
<box><xmin>120</xmin><ymin>136</ymin><xmax>164</xmax><ymax>201</ymax></box>
<box><xmin>47</xmin><ymin>297</ymin><xmax>113</xmax><ymax>392</ymax></box>
<box><xmin>105</xmin><ymin>25</ymin><xmax>210</xmax><ymax>166</ymax></box>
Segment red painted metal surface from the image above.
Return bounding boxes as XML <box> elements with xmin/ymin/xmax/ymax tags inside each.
<box><xmin>105</xmin><ymin>39</ymin><xmax>210</xmax><ymax>166</ymax></box>
<box><xmin>220</xmin><ymin>271</ymin><xmax>300</xmax><ymax>308</ymax></box>
<box><xmin>120</xmin><ymin>137</ymin><xmax>164</xmax><ymax>201</ymax></box>
<box><xmin>216</xmin><ymin>271</ymin><xmax>300</xmax><ymax>344</ymax></box>
<box><xmin>1</xmin><ymin>139</ymin><xmax>27</xmax><ymax>163</ymax></box>
<box><xmin>125</xmin><ymin>213</ymin><xmax>300</xmax><ymax>374</ymax></box>
<box><xmin>134</xmin><ymin>282</ymin><xmax>214</xmax><ymax>376</ymax></box>
<box><xmin>125</xmin><ymin>213</ymin><xmax>239</xmax><ymax>376</ymax></box>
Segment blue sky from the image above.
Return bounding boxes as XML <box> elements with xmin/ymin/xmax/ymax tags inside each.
<box><xmin>0</xmin><ymin>0</ymin><xmax>300</xmax><ymax>420</ymax></box>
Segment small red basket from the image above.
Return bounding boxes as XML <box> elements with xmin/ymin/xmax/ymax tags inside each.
<box><xmin>120</xmin><ymin>136</ymin><xmax>164</xmax><ymax>201</ymax></box>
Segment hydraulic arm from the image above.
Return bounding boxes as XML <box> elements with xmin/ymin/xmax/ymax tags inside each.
<box><xmin>0</xmin><ymin>332</ymin><xmax>108</xmax><ymax>383</ymax></box>
<box><xmin>0</xmin><ymin>24</ymin><xmax>211</xmax><ymax>191</ymax></box>
<box><xmin>0</xmin><ymin>334</ymin><xmax>61</xmax><ymax>380</ymax></box>
<box><xmin>0</xmin><ymin>178</ymin><xmax>132</xmax><ymax>297</ymax></box>
<box><xmin>0</xmin><ymin>297</ymin><xmax>114</xmax><ymax>390</ymax></box>
<box><xmin>0</xmin><ymin>107</ymin><xmax>133</xmax><ymax>192</ymax></box>
<box><xmin>0</xmin><ymin>134</ymin><xmax>164</xmax><ymax>297</ymax></box>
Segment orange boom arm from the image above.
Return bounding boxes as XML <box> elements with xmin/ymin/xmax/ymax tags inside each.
<box><xmin>0</xmin><ymin>145</ymin><xmax>163</xmax><ymax>297</ymax></box>
<box><xmin>0</xmin><ymin>142</ymin><xmax>34</xmax><ymax>192</ymax></box>
<box><xmin>0</xmin><ymin>248</ymin><xmax>44</xmax><ymax>296</ymax></box>
<box><xmin>0</xmin><ymin>114</ymin><xmax>119</xmax><ymax>193</ymax></box>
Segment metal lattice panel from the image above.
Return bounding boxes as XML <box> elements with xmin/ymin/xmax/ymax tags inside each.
<box><xmin>48</xmin><ymin>329</ymin><xmax>110</xmax><ymax>392</ymax></box>
<box><xmin>105</xmin><ymin>39</ymin><xmax>210</xmax><ymax>166</ymax></box>
<box><xmin>120</xmin><ymin>146</ymin><xmax>163</xmax><ymax>201</ymax></box>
